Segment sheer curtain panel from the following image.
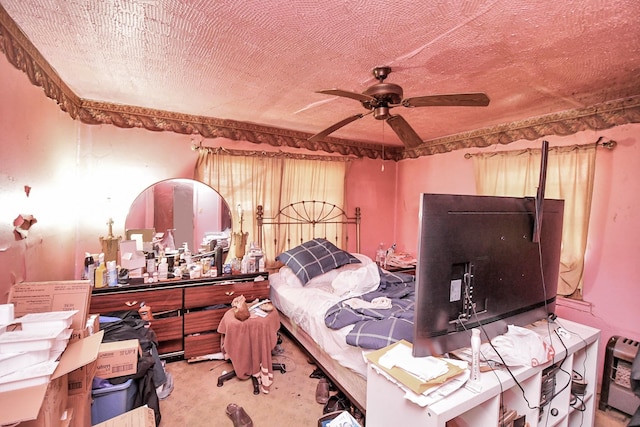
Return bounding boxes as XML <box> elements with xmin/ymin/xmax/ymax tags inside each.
<box><xmin>472</xmin><ymin>143</ymin><xmax>597</xmax><ymax>296</ymax></box>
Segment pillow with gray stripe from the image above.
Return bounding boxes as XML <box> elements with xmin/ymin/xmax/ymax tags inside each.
<box><xmin>276</xmin><ymin>238</ymin><xmax>360</xmax><ymax>285</ymax></box>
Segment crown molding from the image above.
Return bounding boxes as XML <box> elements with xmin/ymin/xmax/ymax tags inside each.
<box><xmin>401</xmin><ymin>95</ymin><xmax>640</xmax><ymax>159</ymax></box>
<box><xmin>2</xmin><ymin>5</ymin><xmax>638</xmax><ymax>162</ymax></box>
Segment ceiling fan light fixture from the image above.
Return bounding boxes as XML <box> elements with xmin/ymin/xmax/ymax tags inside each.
<box><xmin>363</xmin><ymin>83</ymin><xmax>403</xmax><ymax>104</ymax></box>
<box><xmin>373</xmin><ymin>106</ymin><xmax>391</xmax><ymax>120</ymax></box>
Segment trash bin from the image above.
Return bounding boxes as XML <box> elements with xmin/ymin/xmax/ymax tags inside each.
<box><xmin>91</xmin><ymin>378</ymin><xmax>138</xmax><ymax>425</ymax></box>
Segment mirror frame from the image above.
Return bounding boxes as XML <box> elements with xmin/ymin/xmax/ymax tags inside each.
<box><xmin>124</xmin><ymin>178</ymin><xmax>232</xmax><ymax>253</ymax></box>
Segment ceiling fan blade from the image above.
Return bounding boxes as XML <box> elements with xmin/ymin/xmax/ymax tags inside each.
<box><xmin>308</xmin><ymin>112</ymin><xmax>369</xmax><ymax>142</ymax></box>
<box><xmin>316</xmin><ymin>89</ymin><xmax>375</xmax><ymax>103</ymax></box>
<box><xmin>403</xmin><ymin>93</ymin><xmax>490</xmax><ymax>108</ymax></box>
<box><xmin>386</xmin><ymin>115</ymin><xmax>423</xmax><ymax>149</ymax></box>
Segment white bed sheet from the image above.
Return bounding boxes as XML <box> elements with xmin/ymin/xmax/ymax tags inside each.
<box><xmin>269</xmin><ymin>271</ymin><xmax>369</xmax><ymax>378</ymax></box>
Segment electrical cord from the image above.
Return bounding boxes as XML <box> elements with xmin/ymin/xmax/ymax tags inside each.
<box><xmin>457</xmin><ymin>218</ymin><xmax>589</xmax><ymax>425</ymax></box>
<box><xmin>463</xmin><ymin>287</ymin><xmax>540</xmax><ymax>413</ymax></box>
<box><xmin>547</xmin><ymin>329</ymin><xmax>570</xmax><ymax>401</ymax></box>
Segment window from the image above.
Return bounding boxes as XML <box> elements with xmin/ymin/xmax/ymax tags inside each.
<box><xmin>472</xmin><ymin>143</ymin><xmax>597</xmax><ymax>297</ymax></box>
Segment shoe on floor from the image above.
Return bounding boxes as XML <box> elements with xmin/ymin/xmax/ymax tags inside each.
<box><xmin>309</xmin><ymin>368</ymin><xmax>325</xmax><ymax>379</ymax></box>
<box><xmin>316</xmin><ymin>378</ymin><xmax>330</xmax><ymax>404</ymax></box>
<box><xmin>226</xmin><ymin>403</ymin><xmax>254</xmax><ymax>427</ymax></box>
<box><xmin>323</xmin><ymin>392</ymin><xmax>349</xmax><ymax>414</ymax></box>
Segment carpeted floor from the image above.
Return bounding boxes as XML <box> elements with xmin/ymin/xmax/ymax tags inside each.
<box><xmin>157</xmin><ymin>331</ymin><xmax>632</xmax><ymax>427</ymax></box>
<box><xmin>158</xmin><ymin>332</ymin><xmax>327</xmax><ymax>426</ymax></box>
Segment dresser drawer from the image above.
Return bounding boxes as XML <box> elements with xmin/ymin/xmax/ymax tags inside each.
<box><xmin>184</xmin><ymin>332</ymin><xmax>221</xmax><ymax>359</ymax></box>
<box><xmin>183</xmin><ymin>308</ymin><xmax>226</xmax><ymax>335</ymax></box>
<box><xmin>158</xmin><ymin>339</ymin><xmax>183</xmax><ymax>356</ymax></box>
<box><xmin>152</xmin><ymin>316</ymin><xmax>183</xmax><ymax>341</ymax></box>
<box><xmin>90</xmin><ymin>288</ymin><xmax>183</xmax><ymax>313</ymax></box>
<box><xmin>183</xmin><ymin>280</ymin><xmax>270</xmax><ymax>308</ymax></box>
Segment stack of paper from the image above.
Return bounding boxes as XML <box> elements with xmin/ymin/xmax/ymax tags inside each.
<box><xmin>378</xmin><ymin>343</ymin><xmax>449</xmax><ymax>382</ymax></box>
<box><xmin>366</xmin><ymin>340</ymin><xmax>469</xmax><ymax>407</ymax></box>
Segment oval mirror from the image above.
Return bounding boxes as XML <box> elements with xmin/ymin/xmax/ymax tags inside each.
<box><xmin>124</xmin><ymin>179</ymin><xmax>232</xmax><ymax>254</ymax></box>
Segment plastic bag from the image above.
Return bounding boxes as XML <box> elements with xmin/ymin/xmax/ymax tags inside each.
<box><xmin>485</xmin><ymin>325</ymin><xmax>555</xmax><ymax>367</ymax></box>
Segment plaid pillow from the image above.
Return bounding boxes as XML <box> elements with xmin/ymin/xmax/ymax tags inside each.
<box><xmin>276</xmin><ymin>238</ymin><xmax>360</xmax><ymax>285</ymax></box>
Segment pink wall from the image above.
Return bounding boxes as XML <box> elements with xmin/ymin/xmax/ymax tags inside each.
<box><xmin>1</xmin><ymin>51</ymin><xmax>639</xmax><ymax>386</ymax></box>
<box><xmin>345</xmin><ymin>158</ymin><xmax>396</xmax><ymax>258</ymax></box>
<box><xmin>0</xmin><ymin>55</ymin><xmax>197</xmax><ymax>298</ymax></box>
<box><xmin>0</xmin><ymin>56</ymin><xmax>78</xmax><ymax>288</ymax></box>
<box><xmin>394</xmin><ymin>128</ymin><xmax>640</xmax><ymax>382</ymax></box>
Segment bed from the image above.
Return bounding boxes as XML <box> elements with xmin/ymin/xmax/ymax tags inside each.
<box><xmin>256</xmin><ymin>201</ymin><xmax>416</xmax><ymax>415</ymax></box>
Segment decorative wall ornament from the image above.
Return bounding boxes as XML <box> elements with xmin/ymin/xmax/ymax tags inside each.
<box><xmin>1</xmin><ymin>7</ymin><xmax>639</xmax><ymax>162</ymax></box>
<box><xmin>13</xmin><ymin>214</ymin><xmax>37</xmax><ymax>240</ymax></box>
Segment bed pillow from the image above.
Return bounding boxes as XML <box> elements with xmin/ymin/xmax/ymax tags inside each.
<box><xmin>331</xmin><ymin>254</ymin><xmax>380</xmax><ymax>297</ymax></box>
<box><xmin>277</xmin><ymin>253</ymin><xmax>375</xmax><ymax>290</ymax></box>
<box><xmin>275</xmin><ymin>238</ymin><xmax>360</xmax><ymax>285</ymax></box>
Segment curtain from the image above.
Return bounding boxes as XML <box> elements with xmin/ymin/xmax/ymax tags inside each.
<box><xmin>194</xmin><ymin>149</ymin><xmax>347</xmax><ymax>266</ymax></box>
<box><xmin>275</xmin><ymin>158</ymin><xmax>348</xmax><ymax>258</ymax></box>
<box><xmin>472</xmin><ymin>144</ymin><xmax>597</xmax><ymax>296</ymax></box>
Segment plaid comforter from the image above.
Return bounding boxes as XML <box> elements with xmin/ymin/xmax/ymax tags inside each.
<box><xmin>324</xmin><ymin>269</ymin><xmax>416</xmax><ymax>350</ymax></box>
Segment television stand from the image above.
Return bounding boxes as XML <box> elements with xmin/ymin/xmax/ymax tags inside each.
<box><xmin>366</xmin><ymin>318</ymin><xmax>600</xmax><ymax>427</ymax></box>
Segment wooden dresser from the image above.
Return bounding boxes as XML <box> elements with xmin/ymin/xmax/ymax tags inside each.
<box><xmin>89</xmin><ymin>273</ymin><xmax>270</xmax><ymax>360</ymax></box>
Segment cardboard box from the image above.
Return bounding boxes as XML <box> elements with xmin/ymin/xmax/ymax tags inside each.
<box><xmin>0</xmin><ymin>330</ymin><xmax>104</xmax><ymax>426</ymax></box>
<box><xmin>69</xmin><ymin>313</ymin><xmax>100</xmax><ymax>344</ymax></box>
<box><xmin>68</xmin><ymin>359</ymin><xmax>98</xmax><ymax>395</ymax></box>
<box><xmin>61</xmin><ymin>407</ymin><xmax>74</xmax><ymax>427</ymax></box>
<box><xmin>8</xmin><ymin>281</ymin><xmax>92</xmax><ymax>330</ymax></box>
<box><xmin>93</xmin><ymin>405</ymin><xmax>155</xmax><ymax>427</ymax></box>
<box><xmin>68</xmin><ymin>314</ymin><xmax>101</xmax><ymax>395</ymax></box>
<box><xmin>95</xmin><ymin>339</ymin><xmax>140</xmax><ymax>379</ymax></box>
<box><xmin>19</xmin><ymin>374</ymin><xmax>68</xmax><ymax>427</ymax></box>
<box><xmin>67</xmin><ymin>390</ymin><xmax>91</xmax><ymax>427</ymax></box>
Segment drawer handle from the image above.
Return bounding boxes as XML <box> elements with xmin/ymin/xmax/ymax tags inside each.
<box><xmin>225</xmin><ymin>291</ymin><xmax>234</xmax><ymax>296</ymax></box>
<box><xmin>125</xmin><ymin>301</ymin><xmax>138</xmax><ymax>307</ymax></box>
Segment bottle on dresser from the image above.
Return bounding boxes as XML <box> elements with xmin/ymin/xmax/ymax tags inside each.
<box><xmin>84</xmin><ymin>253</ymin><xmax>95</xmax><ymax>286</ymax></box>
<box><xmin>183</xmin><ymin>243</ymin><xmax>192</xmax><ymax>266</ymax></box>
<box><xmin>158</xmin><ymin>257</ymin><xmax>168</xmax><ymax>280</ymax></box>
<box><xmin>107</xmin><ymin>260</ymin><xmax>118</xmax><ymax>287</ymax></box>
<box><xmin>95</xmin><ymin>253</ymin><xmax>106</xmax><ymax>288</ymax></box>
<box><xmin>146</xmin><ymin>252</ymin><xmax>156</xmax><ymax>275</ymax></box>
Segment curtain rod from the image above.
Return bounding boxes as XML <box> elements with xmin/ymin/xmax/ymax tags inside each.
<box><xmin>191</xmin><ymin>142</ymin><xmax>355</xmax><ymax>162</ymax></box>
<box><xmin>464</xmin><ymin>136</ymin><xmax>617</xmax><ymax>159</ymax></box>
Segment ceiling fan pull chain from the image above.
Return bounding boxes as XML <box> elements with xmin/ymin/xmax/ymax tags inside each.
<box><xmin>381</xmin><ymin>123</ymin><xmax>385</xmax><ymax>172</ymax></box>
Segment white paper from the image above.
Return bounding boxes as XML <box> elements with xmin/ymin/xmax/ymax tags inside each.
<box><xmin>378</xmin><ymin>342</ymin><xmax>448</xmax><ymax>382</ymax></box>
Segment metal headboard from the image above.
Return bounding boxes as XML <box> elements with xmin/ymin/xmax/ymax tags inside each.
<box><xmin>256</xmin><ymin>201</ymin><xmax>361</xmax><ymax>260</ymax></box>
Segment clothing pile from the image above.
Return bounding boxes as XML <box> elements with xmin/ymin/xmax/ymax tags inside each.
<box><xmin>98</xmin><ymin>310</ymin><xmax>174</xmax><ymax>426</ymax></box>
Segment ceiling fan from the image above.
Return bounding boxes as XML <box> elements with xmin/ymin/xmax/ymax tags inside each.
<box><xmin>308</xmin><ymin>66</ymin><xmax>490</xmax><ymax>149</ymax></box>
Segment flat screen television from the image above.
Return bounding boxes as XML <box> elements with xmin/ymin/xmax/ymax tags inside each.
<box><xmin>412</xmin><ymin>193</ymin><xmax>564</xmax><ymax>357</ymax></box>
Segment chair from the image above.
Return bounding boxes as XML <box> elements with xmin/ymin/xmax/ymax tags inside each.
<box><xmin>217</xmin><ymin>361</ymin><xmax>287</xmax><ymax>394</ymax></box>
<box><xmin>216</xmin><ymin>309</ymin><xmax>286</xmax><ymax>394</ymax></box>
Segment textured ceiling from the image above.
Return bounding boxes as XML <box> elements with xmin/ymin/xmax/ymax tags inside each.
<box><xmin>1</xmin><ymin>0</ymin><xmax>639</xmax><ymax>156</ymax></box>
